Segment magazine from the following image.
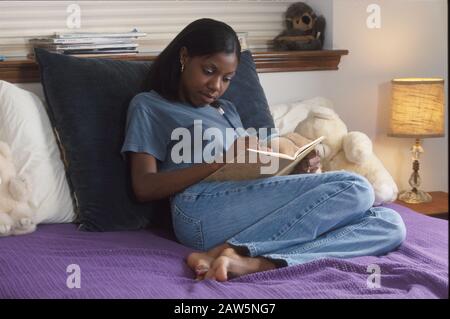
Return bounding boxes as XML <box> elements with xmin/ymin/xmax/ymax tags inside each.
<box><xmin>31</xmin><ymin>43</ymin><xmax>138</xmax><ymax>51</ymax></box>
<box><xmin>52</xmin><ymin>30</ymin><xmax>146</xmax><ymax>39</ymax></box>
<box><xmin>30</xmin><ymin>37</ymin><xmax>138</xmax><ymax>45</ymax></box>
<box><xmin>27</xmin><ymin>50</ymin><xmax>138</xmax><ymax>59</ymax></box>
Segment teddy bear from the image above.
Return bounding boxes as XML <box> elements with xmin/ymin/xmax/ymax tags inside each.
<box><xmin>273</xmin><ymin>2</ymin><xmax>326</xmax><ymax>51</ymax></box>
<box><xmin>0</xmin><ymin>141</ymin><xmax>36</xmax><ymax>236</ymax></box>
<box><xmin>293</xmin><ymin>106</ymin><xmax>398</xmax><ymax>206</ymax></box>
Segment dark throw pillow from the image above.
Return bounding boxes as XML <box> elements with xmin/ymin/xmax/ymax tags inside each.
<box><xmin>35</xmin><ymin>48</ymin><xmax>274</xmax><ymax>232</ymax></box>
<box><xmin>35</xmin><ymin>48</ymin><xmax>170</xmax><ymax>231</ymax></box>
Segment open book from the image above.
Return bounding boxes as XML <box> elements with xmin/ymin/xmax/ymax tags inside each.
<box><xmin>203</xmin><ymin>136</ymin><xmax>325</xmax><ymax>182</ymax></box>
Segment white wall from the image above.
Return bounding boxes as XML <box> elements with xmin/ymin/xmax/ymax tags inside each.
<box><xmin>259</xmin><ymin>0</ymin><xmax>448</xmax><ymax>193</ymax></box>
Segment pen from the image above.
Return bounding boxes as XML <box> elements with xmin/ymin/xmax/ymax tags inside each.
<box><xmin>217</xmin><ymin>106</ymin><xmax>237</xmax><ymax>130</ymax></box>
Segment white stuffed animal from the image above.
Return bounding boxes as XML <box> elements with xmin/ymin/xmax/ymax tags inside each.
<box><xmin>0</xmin><ymin>141</ymin><xmax>36</xmax><ymax>236</ymax></box>
<box><xmin>294</xmin><ymin>106</ymin><xmax>398</xmax><ymax>205</ymax></box>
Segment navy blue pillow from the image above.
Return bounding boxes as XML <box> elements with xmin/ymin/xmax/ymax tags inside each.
<box><xmin>35</xmin><ymin>48</ymin><xmax>170</xmax><ymax>231</ymax></box>
<box><xmin>222</xmin><ymin>50</ymin><xmax>275</xmax><ymax>131</ymax></box>
<box><xmin>35</xmin><ymin>48</ymin><xmax>274</xmax><ymax>232</ymax></box>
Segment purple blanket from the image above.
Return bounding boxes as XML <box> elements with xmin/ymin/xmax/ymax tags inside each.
<box><xmin>0</xmin><ymin>203</ymin><xmax>447</xmax><ymax>299</ymax></box>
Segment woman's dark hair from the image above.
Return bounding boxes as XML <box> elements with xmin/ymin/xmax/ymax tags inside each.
<box><xmin>147</xmin><ymin>18</ymin><xmax>241</xmax><ymax>101</ymax></box>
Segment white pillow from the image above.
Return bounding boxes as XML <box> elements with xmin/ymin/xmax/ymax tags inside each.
<box><xmin>269</xmin><ymin>97</ymin><xmax>334</xmax><ymax>135</ymax></box>
<box><xmin>0</xmin><ymin>80</ymin><xmax>75</xmax><ymax>224</ymax></box>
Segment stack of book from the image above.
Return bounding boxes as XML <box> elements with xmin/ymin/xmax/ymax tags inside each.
<box><xmin>29</xmin><ymin>29</ymin><xmax>146</xmax><ymax>58</ymax></box>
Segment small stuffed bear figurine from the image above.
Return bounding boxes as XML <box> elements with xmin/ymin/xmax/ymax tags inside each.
<box><xmin>294</xmin><ymin>106</ymin><xmax>398</xmax><ymax>206</ymax></box>
<box><xmin>0</xmin><ymin>141</ymin><xmax>36</xmax><ymax>236</ymax></box>
<box><xmin>273</xmin><ymin>2</ymin><xmax>326</xmax><ymax>51</ymax></box>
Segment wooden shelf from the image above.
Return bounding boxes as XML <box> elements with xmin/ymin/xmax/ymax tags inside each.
<box><xmin>0</xmin><ymin>49</ymin><xmax>348</xmax><ymax>83</ymax></box>
<box><xmin>252</xmin><ymin>50</ymin><xmax>348</xmax><ymax>73</ymax></box>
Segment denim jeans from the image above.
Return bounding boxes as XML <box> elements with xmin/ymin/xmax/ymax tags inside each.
<box><xmin>170</xmin><ymin>171</ymin><xmax>406</xmax><ymax>267</ymax></box>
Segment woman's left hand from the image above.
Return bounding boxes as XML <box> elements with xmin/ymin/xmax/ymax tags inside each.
<box><xmin>291</xmin><ymin>149</ymin><xmax>321</xmax><ymax>174</ymax></box>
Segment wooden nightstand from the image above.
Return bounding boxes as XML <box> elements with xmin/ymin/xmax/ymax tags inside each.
<box><xmin>394</xmin><ymin>191</ymin><xmax>448</xmax><ymax>220</ymax></box>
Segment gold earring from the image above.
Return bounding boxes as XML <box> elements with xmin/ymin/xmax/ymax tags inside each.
<box><xmin>180</xmin><ymin>62</ymin><xmax>185</xmax><ymax>73</ymax></box>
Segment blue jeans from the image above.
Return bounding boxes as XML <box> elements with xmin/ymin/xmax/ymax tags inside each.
<box><xmin>170</xmin><ymin>171</ymin><xmax>406</xmax><ymax>267</ymax></box>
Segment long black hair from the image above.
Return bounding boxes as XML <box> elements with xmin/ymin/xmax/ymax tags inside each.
<box><xmin>147</xmin><ymin>18</ymin><xmax>241</xmax><ymax>102</ymax></box>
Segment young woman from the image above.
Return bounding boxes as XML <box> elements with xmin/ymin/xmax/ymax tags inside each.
<box><xmin>121</xmin><ymin>18</ymin><xmax>406</xmax><ymax>282</ymax></box>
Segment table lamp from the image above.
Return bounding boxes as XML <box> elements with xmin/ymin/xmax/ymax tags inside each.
<box><xmin>388</xmin><ymin>78</ymin><xmax>445</xmax><ymax>204</ymax></box>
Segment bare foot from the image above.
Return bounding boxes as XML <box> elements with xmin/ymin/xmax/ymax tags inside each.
<box><xmin>186</xmin><ymin>243</ymin><xmax>231</xmax><ymax>280</ymax></box>
<box><xmin>203</xmin><ymin>247</ymin><xmax>277</xmax><ymax>282</ymax></box>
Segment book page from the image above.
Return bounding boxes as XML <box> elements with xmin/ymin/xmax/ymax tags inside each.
<box><xmin>275</xmin><ymin>138</ymin><xmax>323</xmax><ymax>176</ymax></box>
<box><xmin>246</xmin><ymin>135</ymin><xmax>325</xmax><ymax>160</ymax></box>
<box><xmin>246</xmin><ymin>148</ymin><xmax>296</xmax><ymax>160</ymax></box>
<box><xmin>293</xmin><ymin>136</ymin><xmax>325</xmax><ymax>158</ymax></box>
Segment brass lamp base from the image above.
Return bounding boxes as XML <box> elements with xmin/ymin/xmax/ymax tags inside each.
<box><xmin>398</xmin><ymin>189</ymin><xmax>432</xmax><ymax>204</ymax></box>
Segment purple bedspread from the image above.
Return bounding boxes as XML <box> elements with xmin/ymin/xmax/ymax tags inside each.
<box><xmin>0</xmin><ymin>203</ymin><xmax>447</xmax><ymax>299</ymax></box>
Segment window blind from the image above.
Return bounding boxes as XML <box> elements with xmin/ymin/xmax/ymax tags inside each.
<box><xmin>0</xmin><ymin>0</ymin><xmax>299</xmax><ymax>58</ymax></box>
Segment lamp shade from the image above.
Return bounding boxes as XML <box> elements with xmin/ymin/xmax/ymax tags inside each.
<box><xmin>389</xmin><ymin>78</ymin><xmax>445</xmax><ymax>138</ymax></box>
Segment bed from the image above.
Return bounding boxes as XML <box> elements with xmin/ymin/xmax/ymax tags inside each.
<box><xmin>0</xmin><ymin>203</ymin><xmax>447</xmax><ymax>299</ymax></box>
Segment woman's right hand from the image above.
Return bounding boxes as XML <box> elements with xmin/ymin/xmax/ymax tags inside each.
<box><xmin>291</xmin><ymin>149</ymin><xmax>321</xmax><ymax>174</ymax></box>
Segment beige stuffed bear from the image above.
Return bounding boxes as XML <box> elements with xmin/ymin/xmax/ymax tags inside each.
<box><xmin>294</xmin><ymin>106</ymin><xmax>398</xmax><ymax>205</ymax></box>
<box><xmin>0</xmin><ymin>141</ymin><xmax>36</xmax><ymax>236</ymax></box>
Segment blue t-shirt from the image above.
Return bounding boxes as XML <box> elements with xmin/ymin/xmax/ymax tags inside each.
<box><xmin>121</xmin><ymin>90</ymin><xmax>248</xmax><ymax>172</ymax></box>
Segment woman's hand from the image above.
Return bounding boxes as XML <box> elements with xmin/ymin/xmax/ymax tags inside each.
<box><xmin>291</xmin><ymin>149</ymin><xmax>321</xmax><ymax>174</ymax></box>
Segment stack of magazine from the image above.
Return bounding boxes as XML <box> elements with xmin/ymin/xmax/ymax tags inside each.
<box><xmin>29</xmin><ymin>29</ymin><xmax>146</xmax><ymax>58</ymax></box>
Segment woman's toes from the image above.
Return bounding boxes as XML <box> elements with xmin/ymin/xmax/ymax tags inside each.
<box><xmin>195</xmin><ymin>274</ymin><xmax>206</xmax><ymax>281</ymax></box>
<box><xmin>204</xmin><ymin>267</ymin><xmax>216</xmax><ymax>280</ymax></box>
<box><xmin>214</xmin><ymin>263</ymin><xmax>229</xmax><ymax>282</ymax></box>
<box><xmin>210</xmin><ymin>256</ymin><xmax>231</xmax><ymax>282</ymax></box>
<box><xmin>195</xmin><ymin>265</ymin><xmax>209</xmax><ymax>275</ymax></box>
<box><xmin>187</xmin><ymin>252</ymin><xmax>200</xmax><ymax>268</ymax></box>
